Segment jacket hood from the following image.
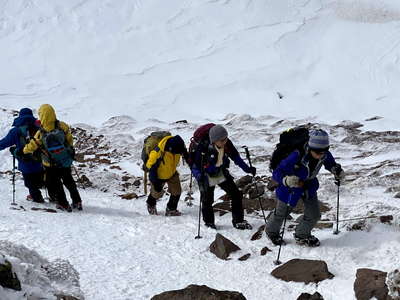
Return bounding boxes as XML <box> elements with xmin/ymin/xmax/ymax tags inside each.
<box><xmin>38</xmin><ymin>104</ymin><xmax>57</xmax><ymax>132</ymax></box>
<box><xmin>12</xmin><ymin>108</ymin><xmax>36</xmax><ymax>127</ymax></box>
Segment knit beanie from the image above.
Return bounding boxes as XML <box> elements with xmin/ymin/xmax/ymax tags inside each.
<box><xmin>209</xmin><ymin>125</ymin><xmax>228</xmax><ymax>143</ymax></box>
<box><xmin>308</xmin><ymin>129</ymin><xmax>329</xmax><ymax>150</ymax></box>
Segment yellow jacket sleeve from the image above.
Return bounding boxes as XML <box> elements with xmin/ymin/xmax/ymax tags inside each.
<box><xmin>146</xmin><ymin>149</ymin><xmax>162</xmax><ymax>170</ymax></box>
<box><xmin>59</xmin><ymin>121</ymin><xmax>74</xmax><ymax>147</ymax></box>
<box><xmin>23</xmin><ymin>131</ymin><xmax>42</xmax><ymax>154</ymax></box>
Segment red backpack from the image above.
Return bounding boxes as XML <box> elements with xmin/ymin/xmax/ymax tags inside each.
<box><xmin>187</xmin><ymin>123</ymin><xmax>215</xmax><ymax>167</ymax></box>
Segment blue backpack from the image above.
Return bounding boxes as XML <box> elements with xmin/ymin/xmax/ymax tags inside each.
<box><xmin>41</xmin><ymin>121</ymin><xmax>73</xmax><ymax>168</ymax></box>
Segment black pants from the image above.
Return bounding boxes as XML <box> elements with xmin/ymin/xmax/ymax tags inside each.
<box><xmin>45</xmin><ymin>167</ymin><xmax>82</xmax><ymax>206</ymax></box>
<box><xmin>200</xmin><ymin>175</ymin><xmax>244</xmax><ymax>225</ymax></box>
<box><xmin>23</xmin><ymin>171</ymin><xmax>44</xmax><ymax>202</ymax></box>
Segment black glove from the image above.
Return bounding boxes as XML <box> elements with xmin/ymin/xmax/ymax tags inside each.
<box><xmin>9</xmin><ymin>146</ymin><xmax>16</xmax><ymax>156</ymax></box>
<box><xmin>331</xmin><ymin>164</ymin><xmax>345</xmax><ymax>182</ymax></box>
<box><xmin>13</xmin><ymin>148</ymin><xmax>24</xmax><ymax>158</ymax></box>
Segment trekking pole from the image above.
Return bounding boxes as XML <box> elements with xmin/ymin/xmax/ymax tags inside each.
<box><xmin>72</xmin><ymin>165</ymin><xmax>85</xmax><ymax>190</ymax></box>
<box><xmin>274</xmin><ymin>202</ymin><xmax>291</xmax><ymax>266</ymax></box>
<box><xmin>11</xmin><ymin>155</ymin><xmax>17</xmax><ymax>206</ymax></box>
<box><xmin>333</xmin><ymin>180</ymin><xmax>340</xmax><ymax>235</ymax></box>
<box><xmin>243</xmin><ymin>146</ymin><xmax>268</xmax><ymax>226</ymax></box>
<box><xmin>144</xmin><ymin>170</ymin><xmax>148</xmax><ymax>195</ymax></box>
<box><xmin>195</xmin><ymin>153</ymin><xmax>205</xmax><ymax>239</ymax></box>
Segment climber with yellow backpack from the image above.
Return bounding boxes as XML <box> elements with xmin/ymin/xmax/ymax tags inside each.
<box><xmin>141</xmin><ymin>132</ymin><xmax>188</xmax><ymax>216</ymax></box>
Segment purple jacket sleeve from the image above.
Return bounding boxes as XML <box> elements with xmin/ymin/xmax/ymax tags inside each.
<box><xmin>272</xmin><ymin>151</ymin><xmax>301</xmax><ymax>185</ymax></box>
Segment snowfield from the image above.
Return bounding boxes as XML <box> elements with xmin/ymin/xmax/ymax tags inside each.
<box><xmin>0</xmin><ymin>0</ymin><xmax>400</xmax><ymax>299</ymax></box>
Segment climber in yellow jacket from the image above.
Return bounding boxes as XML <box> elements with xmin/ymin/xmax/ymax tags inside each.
<box><xmin>23</xmin><ymin>104</ymin><xmax>82</xmax><ymax>212</ymax></box>
<box><xmin>146</xmin><ymin>135</ymin><xmax>188</xmax><ymax>216</ymax></box>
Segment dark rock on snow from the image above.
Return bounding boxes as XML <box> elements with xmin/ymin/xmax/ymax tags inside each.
<box><xmin>271</xmin><ymin>259</ymin><xmax>334</xmax><ymax>284</ymax></box>
<box><xmin>354</xmin><ymin>268</ymin><xmax>392</xmax><ymax>300</ymax></box>
<box><xmin>210</xmin><ymin>234</ymin><xmax>240</xmax><ymax>260</ymax></box>
<box><xmin>151</xmin><ymin>284</ymin><xmax>247</xmax><ymax>300</ymax></box>
<box><xmin>297</xmin><ymin>292</ymin><xmax>324</xmax><ymax>300</ymax></box>
<box><xmin>0</xmin><ymin>259</ymin><xmax>21</xmax><ymax>291</ymax></box>
<box><xmin>238</xmin><ymin>254</ymin><xmax>251</xmax><ymax>261</ymax></box>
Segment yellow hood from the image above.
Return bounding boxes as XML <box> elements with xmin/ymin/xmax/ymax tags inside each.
<box><xmin>38</xmin><ymin>104</ymin><xmax>57</xmax><ymax>132</ymax></box>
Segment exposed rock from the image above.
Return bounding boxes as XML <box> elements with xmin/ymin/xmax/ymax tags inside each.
<box><xmin>151</xmin><ymin>284</ymin><xmax>247</xmax><ymax>300</ymax></box>
<box><xmin>380</xmin><ymin>215</ymin><xmax>393</xmax><ymax>224</ymax></box>
<box><xmin>110</xmin><ymin>165</ymin><xmax>122</xmax><ymax>170</ymax></box>
<box><xmin>238</xmin><ymin>254</ymin><xmax>251</xmax><ymax>261</ymax></box>
<box><xmin>260</xmin><ymin>247</ymin><xmax>272</xmax><ymax>256</ymax></box>
<box><xmin>133</xmin><ymin>179</ymin><xmax>141</xmax><ymax>187</ymax></box>
<box><xmin>293</xmin><ymin>201</ymin><xmax>330</xmax><ymax>214</ymax></box>
<box><xmin>210</xmin><ymin>234</ymin><xmax>240</xmax><ymax>260</ymax></box>
<box><xmin>387</xmin><ymin>268</ymin><xmax>400</xmax><ymax>299</ymax></box>
<box><xmin>297</xmin><ymin>292</ymin><xmax>324</xmax><ymax>300</ymax></box>
<box><xmin>56</xmin><ymin>295</ymin><xmax>80</xmax><ymax>300</ymax></box>
<box><xmin>120</xmin><ymin>193</ymin><xmax>138</xmax><ymax>200</ymax></box>
<box><xmin>0</xmin><ymin>259</ymin><xmax>21</xmax><ymax>291</ymax></box>
<box><xmin>250</xmin><ymin>225</ymin><xmax>266</xmax><ymax>241</ymax></box>
<box><xmin>271</xmin><ymin>259</ymin><xmax>334</xmax><ymax>284</ymax></box>
<box><xmin>395</xmin><ymin>192</ymin><xmax>400</xmax><ymax>199</ymax></box>
<box><xmin>76</xmin><ymin>174</ymin><xmax>93</xmax><ymax>188</ymax></box>
<box><xmin>175</xmin><ymin>119</ymin><xmax>188</xmax><ymax>124</ymax></box>
<box><xmin>354</xmin><ymin>268</ymin><xmax>391</xmax><ymax>300</ymax></box>
<box><xmin>121</xmin><ymin>175</ymin><xmax>131</xmax><ymax>182</ymax></box>
<box><xmin>236</xmin><ymin>175</ymin><xmax>253</xmax><ymax>189</ymax></box>
<box><xmin>31</xmin><ymin>207</ymin><xmax>58</xmax><ymax>213</ymax></box>
<box><xmin>347</xmin><ymin>220</ymin><xmax>368</xmax><ymax>231</ymax></box>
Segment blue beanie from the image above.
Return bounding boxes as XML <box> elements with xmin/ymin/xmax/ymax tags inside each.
<box><xmin>308</xmin><ymin>129</ymin><xmax>329</xmax><ymax>150</ymax></box>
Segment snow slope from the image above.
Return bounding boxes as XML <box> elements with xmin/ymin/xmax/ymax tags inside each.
<box><xmin>0</xmin><ymin>0</ymin><xmax>400</xmax><ymax>128</ymax></box>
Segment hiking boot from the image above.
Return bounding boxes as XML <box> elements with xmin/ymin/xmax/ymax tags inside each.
<box><xmin>147</xmin><ymin>204</ymin><xmax>158</xmax><ymax>215</ymax></box>
<box><xmin>165</xmin><ymin>208</ymin><xmax>182</xmax><ymax>216</ymax></box>
<box><xmin>205</xmin><ymin>223</ymin><xmax>217</xmax><ymax>230</ymax></box>
<box><xmin>294</xmin><ymin>234</ymin><xmax>320</xmax><ymax>247</ymax></box>
<box><xmin>56</xmin><ymin>203</ymin><xmax>72</xmax><ymax>213</ymax></box>
<box><xmin>233</xmin><ymin>220</ymin><xmax>253</xmax><ymax>230</ymax></box>
<box><xmin>267</xmin><ymin>233</ymin><xmax>285</xmax><ymax>246</ymax></box>
<box><xmin>72</xmin><ymin>202</ymin><xmax>83</xmax><ymax>211</ymax></box>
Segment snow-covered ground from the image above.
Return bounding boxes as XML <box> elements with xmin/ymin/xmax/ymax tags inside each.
<box><xmin>0</xmin><ymin>0</ymin><xmax>400</xmax><ymax>299</ymax></box>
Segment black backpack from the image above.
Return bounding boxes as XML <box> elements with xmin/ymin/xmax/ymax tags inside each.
<box><xmin>269</xmin><ymin>126</ymin><xmax>309</xmax><ymax>171</ymax></box>
<box><xmin>187</xmin><ymin>123</ymin><xmax>215</xmax><ymax>168</ymax></box>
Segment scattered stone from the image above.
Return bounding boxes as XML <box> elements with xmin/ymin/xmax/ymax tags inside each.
<box><xmin>236</xmin><ymin>175</ymin><xmax>253</xmax><ymax>189</ymax></box>
<box><xmin>395</xmin><ymin>192</ymin><xmax>400</xmax><ymax>199</ymax></box>
<box><xmin>210</xmin><ymin>234</ymin><xmax>241</xmax><ymax>260</ymax></box>
<box><xmin>260</xmin><ymin>247</ymin><xmax>272</xmax><ymax>256</ymax></box>
<box><xmin>347</xmin><ymin>220</ymin><xmax>368</xmax><ymax>231</ymax></box>
<box><xmin>213</xmin><ymin>202</ymin><xmax>230</xmax><ymax>216</ymax></box>
<box><xmin>31</xmin><ymin>207</ymin><xmax>57</xmax><ymax>213</ymax></box>
<box><xmin>0</xmin><ymin>259</ymin><xmax>21</xmax><ymax>291</ymax></box>
<box><xmin>271</xmin><ymin>259</ymin><xmax>334</xmax><ymax>284</ymax></box>
<box><xmin>379</xmin><ymin>215</ymin><xmax>393</xmax><ymax>224</ymax></box>
<box><xmin>238</xmin><ymin>254</ymin><xmax>251</xmax><ymax>261</ymax></box>
<box><xmin>56</xmin><ymin>295</ymin><xmax>80</xmax><ymax>300</ymax></box>
<box><xmin>76</xmin><ymin>174</ymin><xmax>93</xmax><ymax>188</ymax></box>
<box><xmin>121</xmin><ymin>175</ymin><xmax>131</xmax><ymax>181</ymax></box>
<box><xmin>151</xmin><ymin>284</ymin><xmax>247</xmax><ymax>300</ymax></box>
<box><xmin>133</xmin><ymin>179</ymin><xmax>141</xmax><ymax>187</ymax></box>
<box><xmin>110</xmin><ymin>165</ymin><xmax>122</xmax><ymax>170</ymax></box>
<box><xmin>251</xmin><ymin>225</ymin><xmax>266</xmax><ymax>241</ymax></box>
<box><xmin>120</xmin><ymin>193</ymin><xmax>138</xmax><ymax>200</ymax></box>
<box><xmin>365</xmin><ymin>116</ymin><xmax>383</xmax><ymax>121</ymax></box>
<box><xmin>297</xmin><ymin>292</ymin><xmax>324</xmax><ymax>300</ymax></box>
<box><xmin>387</xmin><ymin>268</ymin><xmax>400</xmax><ymax>299</ymax></box>
<box><xmin>354</xmin><ymin>268</ymin><xmax>391</xmax><ymax>300</ymax></box>
<box><xmin>175</xmin><ymin>120</ymin><xmax>188</xmax><ymax>124</ymax></box>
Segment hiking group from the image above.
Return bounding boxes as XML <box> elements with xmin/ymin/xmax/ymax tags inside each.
<box><xmin>0</xmin><ymin>104</ymin><xmax>82</xmax><ymax>212</ymax></box>
<box><xmin>143</xmin><ymin>123</ymin><xmax>345</xmax><ymax>246</ymax></box>
<box><xmin>1</xmin><ymin>106</ymin><xmax>345</xmax><ymax>246</ymax></box>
